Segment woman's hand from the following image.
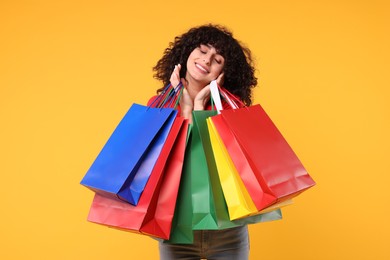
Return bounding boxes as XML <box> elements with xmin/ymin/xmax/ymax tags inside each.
<box><xmin>170</xmin><ymin>66</ymin><xmax>225</xmax><ymax>121</ymax></box>
<box><xmin>170</xmin><ymin>65</ymin><xmax>193</xmax><ymax>119</ymax></box>
<box><xmin>193</xmin><ymin>85</ymin><xmax>211</xmax><ymax>111</ymax></box>
<box><xmin>179</xmin><ymin>79</ymin><xmax>193</xmax><ymax>117</ymax></box>
<box><xmin>170</xmin><ymin>64</ymin><xmax>182</xmax><ymax>88</ymax></box>
<box><xmin>193</xmin><ymin>73</ymin><xmax>224</xmax><ymax>110</ymax></box>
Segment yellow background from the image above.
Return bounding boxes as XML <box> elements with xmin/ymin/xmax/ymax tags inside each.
<box><xmin>1</xmin><ymin>0</ymin><xmax>389</xmax><ymax>259</ymax></box>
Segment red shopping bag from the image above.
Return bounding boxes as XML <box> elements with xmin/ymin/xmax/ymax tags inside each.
<box><xmin>210</xmin><ymin>115</ymin><xmax>277</xmax><ymax>212</ymax></box>
<box><xmin>87</xmin><ymin>116</ymin><xmax>187</xmax><ymax>239</ymax></box>
<box><xmin>140</xmin><ymin>119</ymin><xmax>189</xmax><ymax>238</ymax></box>
<box><xmin>209</xmin><ymin>82</ymin><xmax>315</xmax><ymax>207</ymax></box>
<box><xmin>219</xmin><ymin>104</ymin><xmax>315</xmax><ymax>203</ymax></box>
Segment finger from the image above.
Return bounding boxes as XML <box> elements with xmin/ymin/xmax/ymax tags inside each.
<box><xmin>175</xmin><ymin>64</ymin><xmax>181</xmax><ymax>72</ymax></box>
<box><xmin>175</xmin><ymin>64</ymin><xmax>182</xmax><ymax>79</ymax></box>
<box><xmin>199</xmin><ymin>84</ymin><xmax>211</xmax><ymax>97</ymax></box>
<box><xmin>170</xmin><ymin>65</ymin><xmax>181</xmax><ymax>86</ymax></box>
<box><xmin>170</xmin><ymin>65</ymin><xmax>177</xmax><ymax>79</ymax></box>
<box><xmin>176</xmin><ymin>64</ymin><xmax>182</xmax><ymax>81</ymax></box>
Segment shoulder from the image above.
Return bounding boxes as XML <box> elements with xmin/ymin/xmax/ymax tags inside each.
<box><xmin>147</xmin><ymin>95</ymin><xmax>159</xmax><ymax>106</ymax></box>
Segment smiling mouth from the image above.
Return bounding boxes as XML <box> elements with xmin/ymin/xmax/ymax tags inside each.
<box><xmin>195</xmin><ymin>63</ymin><xmax>209</xmax><ymax>73</ymax></box>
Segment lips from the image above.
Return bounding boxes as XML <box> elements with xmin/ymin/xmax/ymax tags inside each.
<box><xmin>195</xmin><ymin>63</ymin><xmax>209</xmax><ymax>74</ymax></box>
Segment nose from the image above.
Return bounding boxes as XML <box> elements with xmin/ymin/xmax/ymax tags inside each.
<box><xmin>203</xmin><ymin>54</ymin><xmax>211</xmax><ymax>65</ymax></box>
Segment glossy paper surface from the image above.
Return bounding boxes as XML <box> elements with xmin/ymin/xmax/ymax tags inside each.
<box><xmin>87</xmin><ymin>116</ymin><xmax>184</xmax><ymax>239</ymax></box>
<box><xmin>80</xmin><ymin>103</ymin><xmax>176</xmax><ymax>203</ymax></box>
<box><xmin>221</xmin><ymin>104</ymin><xmax>316</xmax><ymax>201</ymax></box>
<box><xmin>140</xmin><ymin>118</ymin><xmax>188</xmax><ymax>239</ymax></box>
<box><xmin>210</xmin><ymin>114</ymin><xmax>277</xmax><ymax>211</ymax></box>
<box><xmin>207</xmin><ymin>118</ymin><xmax>258</xmax><ymax>220</ymax></box>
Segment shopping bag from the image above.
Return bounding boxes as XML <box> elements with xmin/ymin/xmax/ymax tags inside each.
<box><xmin>191</xmin><ymin>110</ymin><xmax>247</xmax><ymax>230</ymax></box>
<box><xmin>162</xmin><ymin>124</ymin><xmax>194</xmax><ymax>244</ymax></box>
<box><xmin>220</xmin><ymin>105</ymin><xmax>315</xmax><ymax>202</ymax></box>
<box><xmin>126</xmin><ymin>111</ymin><xmax>177</xmax><ymax>205</ymax></box>
<box><xmin>125</xmin><ymin>84</ymin><xmax>184</xmax><ymax>204</ymax></box>
<box><xmin>192</xmin><ymin>110</ymin><xmax>278</xmax><ymax>229</ymax></box>
<box><xmin>207</xmin><ymin>117</ymin><xmax>258</xmax><ymax>220</ymax></box>
<box><xmin>165</xmin><ymin>110</ymin><xmax>285</xmax><ymax>244</ymax></box>
<box><xmin>140</xmin><ymin>118</ymin><xmax>189</xmax><ymax>239</ymax></box>
<box><xmin>209</xmin><ymin>115</ymin><xmax>277</xmax><ymax>211</ymax></box>
<box><xmin>190</xmin><ymin>110</ymin><xmax>220</xmax><ymax>230</ymax></box>
<box><xmin>210</xmin><ymin>83</ymin><xmax>315</xmax><ymax>204</ymax></box>
<box><xmin>166</xmin><ymin>110</ymin><xmax>237</xmax><ymax>243</ymax></box>
<box><xmin>80</xmin><ymin>103</ymin><xmax>178</xmax><ymax>204</ymax></box>
<box><xmin>87</xmin><ymin>116</ymin><xmax>186</xmax><ymax>239</ymax></box>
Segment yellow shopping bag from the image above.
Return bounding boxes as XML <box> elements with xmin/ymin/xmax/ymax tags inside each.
<box><xmin>207</xmin><ymin>118</ymin><xmax>258</xmax><ymax>220</ymax></box>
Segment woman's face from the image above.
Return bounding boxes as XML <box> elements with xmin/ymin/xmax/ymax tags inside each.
<box><xmin>185</xmin><ymin>44</ymin><xmax>225</xmax><ymax>86</ymax></box>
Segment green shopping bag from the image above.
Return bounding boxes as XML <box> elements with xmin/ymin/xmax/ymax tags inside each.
<box><xmin>165</xmin><ymin>111</ymin><xmax>283</xmax><ymax>244</ymax></box>
<box><xmin>191</xmin><ymin>110</ymin><xmax>239</xmax><ymax>230</ymax></box>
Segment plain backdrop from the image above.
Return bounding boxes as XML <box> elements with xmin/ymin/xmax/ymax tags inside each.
<box><xmin>1</xmin><ymin>0</ymin><xmax>389</xmax><ymax>259</ymax></box>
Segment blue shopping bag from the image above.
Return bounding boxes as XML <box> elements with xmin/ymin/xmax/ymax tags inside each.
<box><xmin>124</xmin><ymin>110</ymin><xmax>177</xmax><ymax>205</ymax></box>
<box><xmin>80</xmin><ymin>103</ymin><xmax>177</xmax><ymax>204</ymax></box>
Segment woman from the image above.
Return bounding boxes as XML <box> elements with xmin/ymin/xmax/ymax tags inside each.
<box><xmin>153</xmin><ymin>24</ymin><xmax>258</xmax><ymax>260</ymax></box>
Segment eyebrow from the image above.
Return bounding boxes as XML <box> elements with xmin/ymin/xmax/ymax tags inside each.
<box><xmin>201</xmin><ymin>44</ymin><xmax>223</xmax><ymax>55</ymax></box>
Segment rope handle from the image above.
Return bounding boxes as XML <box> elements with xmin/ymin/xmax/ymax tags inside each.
<box><xmin>149</xmin><ymin>83</ymin><xmax>183</xmax><ymax>109</ymax></box>
<box><xmin>210</xmin><ymin>81</ymin><xmax>245</xmax><ymax>112</ymax></box>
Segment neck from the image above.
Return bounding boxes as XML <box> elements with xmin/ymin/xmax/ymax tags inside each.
<box><xmin>185</xmin><ymin>74</ymin><xmax>207</xmax><ymax>101</ymax></box>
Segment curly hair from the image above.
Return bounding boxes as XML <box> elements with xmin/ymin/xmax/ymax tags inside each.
<box><xmin>153</xmin><ymin>24</ymin><xmax>258</xmax><ymax>106</ymax></box>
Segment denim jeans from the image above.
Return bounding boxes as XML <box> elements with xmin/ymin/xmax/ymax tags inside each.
<box><xmin>159</xmin><ymin>226</ymin><xmax>249</xmax><ymax>260</ymax></box>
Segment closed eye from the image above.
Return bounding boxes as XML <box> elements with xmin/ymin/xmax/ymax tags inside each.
<box><xmin>199</xmin><ymin>44</ymin><xmax>209</xmax><ymax>54</ymax></box>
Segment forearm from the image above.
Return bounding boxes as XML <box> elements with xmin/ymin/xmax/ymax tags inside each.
<box><xmin>181</xmin><ymin>107</ymin><xmax>193</xmax><ymax>123</ymax></box>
